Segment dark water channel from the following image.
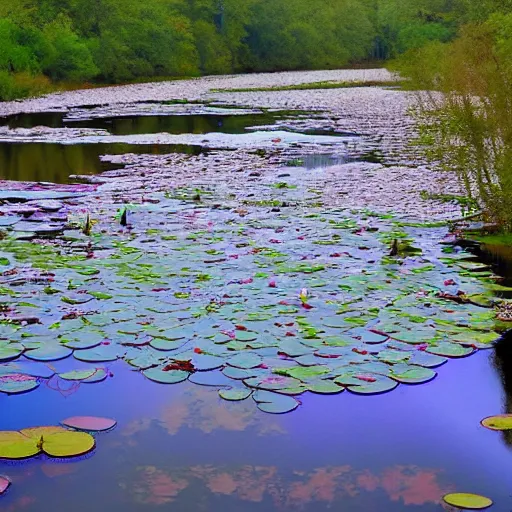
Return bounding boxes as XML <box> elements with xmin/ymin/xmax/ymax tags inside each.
<box><xmin>0</xmin><ymin>142</ymin><xmax>203</xmax><ymax>183</ymax></box>
<box><xmin>0</xmin><ymin>110</ymin><xmax>284</xmax><ymax>183</ymax></box>
<box><xmin>2</xmin><ymin>111</ymin><xmax>283</xmax><ymax>136</ymax></box>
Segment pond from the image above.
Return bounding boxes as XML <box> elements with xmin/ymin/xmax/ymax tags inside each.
<box><xmin>0</xmin><ymin>96</ymin><xmax>511</xmax><ymax>512</ymax></box>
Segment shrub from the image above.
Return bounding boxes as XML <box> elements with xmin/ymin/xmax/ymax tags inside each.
<box><xmin>0</xmin><ymin>71</ymin><xmax>52</xmax><ymax>101</ymax></box>
<box><xmin>398</xmin><ymin>17</ymin><xmax>512</xmax><ymax>230</ymax></box>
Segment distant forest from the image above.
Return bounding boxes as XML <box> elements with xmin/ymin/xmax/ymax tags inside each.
<box><xmin>0</xmin><ymin>0</ymin><xmax>510</xmax><ymax>98</ymax></box>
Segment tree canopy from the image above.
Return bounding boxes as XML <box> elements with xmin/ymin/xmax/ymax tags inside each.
<box><xmin>0</xmin><ymin>0</ymin><xmax>511</xmax><ymax>99</ymax></box>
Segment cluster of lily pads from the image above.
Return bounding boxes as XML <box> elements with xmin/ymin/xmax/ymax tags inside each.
<box><xmin>0</xmin><ymin>182</ymin><xmax>508</xmax><ymax>414</ymax></box>
<box><xmin>0</xmin><ymin>415</ymin><xmax>116</xmax><ymax>496</ymax></box>
<box><xmin>0</xmin><ymin>416</ymin><xmax>116</xmax><ymax>460</ymax></box>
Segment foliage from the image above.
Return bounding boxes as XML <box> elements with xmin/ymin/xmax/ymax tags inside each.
<box><xmin>0</xmin><ymin>0</ymin><xmax>384</xmax><ymax>98</ymax></box>
<box><xmin>398</xmin><ymin>11</ymin><xmax>512</xmax><ymax>230</ymax></box>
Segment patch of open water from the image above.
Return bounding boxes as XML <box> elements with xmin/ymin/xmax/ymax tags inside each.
<box><xmin>0</xmin><ymin>142</ymin><xmax>204</xmax><ymax>183</ymax></box>
<box><xmin>2</xmin><ymin>111</ymin><xmax>286</xmax><ymax>136</ymax></box>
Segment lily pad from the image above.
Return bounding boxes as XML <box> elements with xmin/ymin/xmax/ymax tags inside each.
<box><xmin>222</xmin><ymin>366</ymin><xmax>262</xmax><ymax>380</ymax></box>
<box><xmin>219</xmin><ymin>387</ymin><xmax>253</xmax><ymax>401</ymax></box>
<box><xmin>61</xmin><ymin>416</ymin><xmax>117</xmax><ymax>432</ymax></box>
<box><xmin>442</xmin><ymin>493</ymin><xmax>493</xmax><ymax>510</ymax></box>
<box><xmin>390</xmin><ymin>366</ymin><xmax>437</xmax><ymax>384</ymax></box>
<box><xmin>39</xmin><ymin>430</ymin><xmax>95</xmax><ymax>458</ymax></box>
<box><xmin>25</xmin><ymin>344</ymin><xmax>73</xmax><ymax>362</ymax></box>
<box><xmin>150</xmin><ymin>338</ymin><xmax>188</xmax><ymax>351</ymax></box>
<box><xmin>59</xmin><ymin>369</ymin><xmax>98</xmax><ymax>381</ymax></box>
<box><xmin>276</xmin><ymin>365</ymin><xmax>330</xmax><ymax>382</ymax></box>
<box><xmin>227</xmin><ymin>352</ymin><xmax>262</xmax><ymax>369</ymax></box>
<box><xmin>143</xmin><ymin>367</ymin><xmax>189</xmax><ymax>384</ymax></box>
<box><xmin>340</xmin><ymin>373</ymin><xmax>399</xmax><ymax>395</ymax></box>
<box><xmin>0</xmin><ymin>431</ymin><xmax>41</xmax><ymax>459</ymax></box>
<box><xmin>252</xmin><ymin>390</ymin><xmax>300</xmax><ymax>414</ymax></box>
<box><xmin>426</xmin><ymin>342</ymin><xmax>475</xmax><ymax>358</ymax></box>
<box><xmin>0</xmin><ymin>374</ymin><xmax>39</xmax><ymax>394</ymax></box>
<box><xmin>307</xmin><ymin>379</ymin><xmax>344</xmax><ymax>394</ymax></box>
<box><xmin>481</xmin><ymin>415</ymin><xmax>512</xmax><ymax>431</ymax></box>
<box><xmin>74</xmin><ymin>344</ymin><xmax>123</xmax><ymax>362</ymax></box>
<box><xmin>408</xmin><ymin>351</ymin><xmax>447</xmax><ymax>368</ymax></box>
<box><xmin>244</xmin><ymin>375</ymin><xmax>302</xmax><ymax>391</ymax></box>
<box><xmin>188</xmin><ymin>371</ymin><xmax>232</xmax><ymax>387</ymax></box>
<box><xmin>0</xmin><ymin>346</ymin><xmax>23</xmax><ymax>362</ymax></box>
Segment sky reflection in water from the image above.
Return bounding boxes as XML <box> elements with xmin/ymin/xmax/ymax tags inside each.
<box><xmin>1</xmin><ymin>347</ymin><xmax>512</xmax><ymax>511</ymax></box>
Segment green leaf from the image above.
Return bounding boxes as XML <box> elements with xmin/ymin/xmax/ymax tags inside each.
<box><xmin>442</xmin><ymin>493</ymin><xmax>492</xmax><ymax>510</ymax></box>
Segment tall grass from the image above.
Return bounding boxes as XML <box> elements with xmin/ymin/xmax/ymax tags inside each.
<box><xmin>0</xmin><ymin>72</ymin><xmax>52</xmax><ymax>101</ymax></box>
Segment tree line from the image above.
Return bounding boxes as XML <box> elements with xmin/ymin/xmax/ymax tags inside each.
<box><xmin>0</xmin><ymin>0</ymin><xmax>495</xmax><ymax>99</ymax></box>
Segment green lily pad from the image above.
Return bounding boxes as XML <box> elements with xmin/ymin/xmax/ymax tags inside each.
<box><xmin>219</xmin><ymin>387</ymin><xmax>253</xmax><ymax>401</ymax></box>
<box><xmin>1</xmin><ymin>427</ymin><xmax>95</xmax><ymax>459</ymax></box>
<box><xmin>33</xmin><ymin>428</ymin><xmax>95</xmax><ymax>458</ymax></box>
<box><xmin>59</xmin><ymin>369</ymin><xmax>98</xmax><ymax>381</ymax></box>
<box><xmin>426</xmin><ymin>342</ymin><xmax>475</xmax><ymax>358</ymax></box>
<box><xmin>323</xmin><ymin>317</ymin><xmax>350</xmax><ymax>329</ymax></box>
<box><xmin>275</xmin><ymin>365</ymin><xmax>330</xmax><ymax>381</ymax></box>
<box><xmin>0</xmin><ymin>431</ymin><xmax>40</xmax><ymax>459</ymax></box>
<box><xmin>376</xmin><ymin>349</ymin><xmax>410</xmax><ymax>364</ymax></box>
<box><xmin>453</xmin><ymin>330</ymin><xmax>500</xmax><ymax>348</ymax></box>
<box><xmin>222</xmin><ymin>366</ymin><xmax>262</xmax><ymax>380</ymax></box>
<box><xmin>235</xmin><ymin>330</ymin><xmax>258</xmax><ymax>342</ymax></box>
<box><xmin>253</xmin><ymin>390</ymin><xmax>300</xmax><ymax>414</ymax></box>
<box><xmin>442</xmin><ymin>493</ymin><xmax>492</xmax><ymax>510</ymax></box>
<box><xmin>481</xmin><ymin>414</ymin><xmax>512</xmax><ymax>431</ymax></box>
<box><xmin>339</xmin><ymin>373</ymin><xmax>399</xmax><ymax>395</ymax></box>
<box><xmin>74</xmin><ymin>344</ymin><xmax>123</xmax><ymax>362</ymax></box>
<box><xmin>188</xmin><ymin>371</ymin><xmax>232</xmax><ymax>387</ymax></box>
<box><xmin>83</xmin><ymin>368</ymin><xmax>108</xmax><ymax>383</ymax></box>
<box><xmin>244</xmin><ymin>375</ymin><xmax>302</xmax><ymax>391</ymax></box>
<box><xmin>143</xmin><ymin>367</ymin><xmax>189</xmax><ymax>384</ymax></box>
<box><xmin>61</xmin><ymin>332</ymin><xmax>105</xmax><ymax>350</ymax></box>
<box><xmin>390</xmin><ymin>366</ymin><xmax>437</xmax><ymax>384</ymax></box>
<box><xmin>307</xmin><ymin>379</ymin><xmax>344</xmax><ymax>394</ymax></box>
<box><xmin>277</xmin><ymin>340</ymin><xmax>311</xmax><ymax>357</ymax></box>
<box><xmin>227</xmin><ymin>352</ymin><xmax>262</xmax><ymax>369</ymax></box>
<box><xmin>0</xmin><ymin>346</ymin><xmax>23</xmax><ymax>362</ymax></box>
<box><xmin>351</xmin><ymin>329</ymin><xmax>388</xmax><ymax>344</ymax></box>
<box><xmin>0</xmin><ymin>374</ymin><xmax>39</xmax><ymax>394</ymax></box>
<box><xmin>408</xmin><ymin>351</ymin><xmax>447</xmax><ymax>368</ymax></box>
<box><xmin>150</xmin><ymin>338</ymin><xmax>188</xmax><ymax>351</ymax></box>
<box><xmin>191</xmin><ymin>354</ymin><xmax>225</xmax><ymax>371</ymax></box>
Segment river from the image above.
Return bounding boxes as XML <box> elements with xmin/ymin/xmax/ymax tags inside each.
<box><xmin>0</xmin><ymin>69</ymin><xmax>510</xmax><ymax>512</ymax></box>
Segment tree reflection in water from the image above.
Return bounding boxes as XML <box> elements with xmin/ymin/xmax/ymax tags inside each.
<box><xmin>493</xmin><ymin>330</ymin><xmax>512</xmax><ymax>445</ymax></box>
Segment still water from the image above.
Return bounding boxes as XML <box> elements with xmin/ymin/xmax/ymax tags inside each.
<box><xmin>0</xmin><ymin>142</ymin><xmax>203</xmax><ymax>183</ymax></box>
<box><xmin>2</xmin><ymin>111</ymin><xmax>284</xmax><ymax>136</ymax></box>
<box><xmin>1</xmin><ymin>349</ymin><xmax>511</xmax><ymax>511</ymax></box>
<box><xmin>0</xmin><ymin>111</ymin><xmax>291</xmax><ymax>183</ymax></box>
